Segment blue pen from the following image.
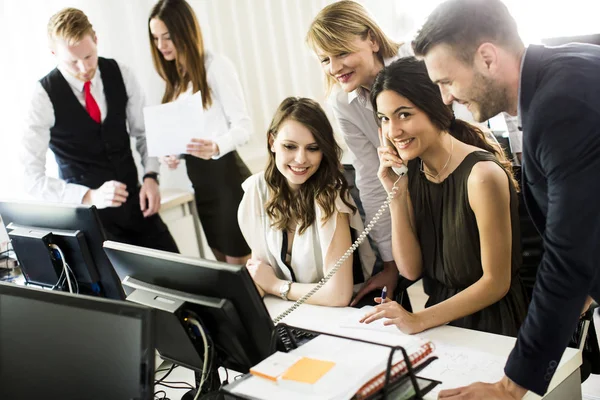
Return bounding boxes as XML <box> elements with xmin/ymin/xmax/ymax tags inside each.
<box><xmin>381</xmin><ymin>286</ymin><xmax>387</xmax><ymax>302</ymax></box>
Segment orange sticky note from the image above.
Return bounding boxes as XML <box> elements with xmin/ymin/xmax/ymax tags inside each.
<box><xmin>280</xmin><ymin>357</ymin><xmax>335</xmax><ymax>384</ymax></box>
<box><xmin>250</xmin><ymin>352</ymin><xmax>299</xmax><ymax>381</ymax></box>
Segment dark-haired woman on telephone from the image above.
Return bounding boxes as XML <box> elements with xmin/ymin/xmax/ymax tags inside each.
<box><xmin>361</xmin><ymin>58</ymin><xmax>527</xmax><ymax>336</ymax></box>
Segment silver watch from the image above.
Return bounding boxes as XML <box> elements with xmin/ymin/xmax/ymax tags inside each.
<box><xmin>279</xmin><ymin>281</ymin><xmax>292</xmax><ymax>301</ymax></box>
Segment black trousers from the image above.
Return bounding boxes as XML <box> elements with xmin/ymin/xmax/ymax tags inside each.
<box><xmin>185</xmin><ymin>152</ymin><xmax>250</xmax><ymax>257</ymax></box>
<box><xmin>98</xmin><ymin>190</ymin><xmax>179</xmax><ymax>253</ymax></box>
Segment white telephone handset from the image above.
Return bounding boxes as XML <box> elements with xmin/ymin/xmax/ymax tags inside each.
<box><xmin>392</xmin><ymin>165</ymin><xmax>408</xmax><ymax>177</ymax></box>
<box><xmin>385</xmin><ymin>133</ymin><xmax>408</xmax><ymax>179</ymax></box>
<box><xmin>272</xmin><ymin>164</ymin><xmax>407</xmax><ymax>324</ymax></box>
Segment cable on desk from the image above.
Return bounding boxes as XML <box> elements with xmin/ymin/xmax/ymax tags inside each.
<box><xmin>49</xmin><ymin>244</ymin><xmax>74</xmax><ymax>293</ymax></box>
<box><xmin>185</xmin><ymin>317</ymin><xmax>209</xmax><ymax>400</ymax></box>
<box><xmin>65</xmin><ymin>262</ymin><xmax>79</xmax><ymax>294</ymax></box>
<box><xmin>155</xmin><ymin>382</ymin><xmax>195</xmax><ymax>390</ymax></box>
<box><xmin>51</xmin><ymin>267</ymin><xmax>66</xmax><ymax>290</ymax></box>
<box><xmin>156</xmin><ymin>365</ymin><xmax>177</xmax><ymax>374</ymax></box>
<box><xmin>155</xmin><ymin>364</ymin><xmax>176</xmax><ymax>385</ymax></box>
<box><xmin>154</xmin><ymin>389</ymin><xmax>170</xmax><ymax>400</ymax></box>
<box><xmin>158</xmin><ymin>380</ymin><xmax>194</xmax><ymax>389</ymax></box>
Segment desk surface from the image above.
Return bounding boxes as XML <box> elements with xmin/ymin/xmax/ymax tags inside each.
<box><xmin>157</xmin><ymin>297</ymin><xmax>581</xmax><ymax>400</ymax></box>
<box><xmin>263</xmin><ymin>296</ymin><xmax>582</xmax><ymax>400</ymax></box>
<box><xmin>160</xmin><ymin>188</ymin><xmax>194</xmax><ymax>209</ymax></box>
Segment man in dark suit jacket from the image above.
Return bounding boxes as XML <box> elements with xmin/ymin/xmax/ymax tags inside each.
<box><xmin>412</xmin><ymin>0</ymin><xmax>600</xmax><ymax>398</ymax></box>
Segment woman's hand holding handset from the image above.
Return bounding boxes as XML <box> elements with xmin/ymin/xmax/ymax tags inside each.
<box><xmin>377</xmin><ymin>128</ymin><xmax>408</xmax><ymax>194</ymax></box>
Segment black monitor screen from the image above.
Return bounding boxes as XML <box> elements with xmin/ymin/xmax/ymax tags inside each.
<box><xmin>0</xmin><ymin>282</ymin><xmax>154</xmax><ymax>400</ymax></box>
<box><xmin>103</xmin><ymin>240</ymin><xmax>274</xmax><ymax>373</ymax></box>
<box><xmin>0</xmin><ymin>201</ymin><xmax>124</xmax><ymax>299</ymax></box>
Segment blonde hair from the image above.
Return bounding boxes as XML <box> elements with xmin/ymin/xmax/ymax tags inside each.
<box><xmin>306</xmin><ymin>0</ymin><xmax>401</xmax><ymax>96</ymax></box>
<box><xmin>47</xmin><ymin>8</ymin><xmax>95</xmax><ymax>48</ymax></box>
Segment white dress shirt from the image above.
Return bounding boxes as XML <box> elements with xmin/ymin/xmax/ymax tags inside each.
<box><xmin>21</xmin><ymin>60</ymin><xmax>159</xmax><ymax>204</ymax></box>
<box><xmin>238</xmin><ymin>172</ymin><xmax>375</xmax><ymax>291</ymax></box>
<box><xmin>506</xmin><ymin>47</ymin><xmax>529</xmax><ymax>157</ymax></box>
<box><xmin>503</xmin><ymin>112</ymin><xmax>522</xmax><ymax>155</ymax></box>
<box><xmin>175</xmin><ymin>52</ymin><xmax>252</xmax><ymax>159</ymax></box>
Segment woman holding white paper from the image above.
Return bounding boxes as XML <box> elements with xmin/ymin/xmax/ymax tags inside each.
<box><xmin>149</xmin><ymin>0</ymin><xmax>251</xmax><ymax>264</ymax></box>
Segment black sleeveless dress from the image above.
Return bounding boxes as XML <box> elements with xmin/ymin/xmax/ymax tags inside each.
<box><xmin>408</xmin><ymin>151</ymin><xmax>527</xmax><ymax>336</ymax></box>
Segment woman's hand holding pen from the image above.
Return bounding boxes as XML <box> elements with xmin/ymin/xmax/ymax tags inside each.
<box><xmin>377</xmin><ymin>128</ymin><xmax>408</xmax><ymax>195</ymax></box>
<box><xmin>245</xmin><ymin>258</ymin><xmax>279</xmax><ymax>297</ymax></box>
<box><xmin>186</xmin><ymin>138</ymin><xmax>220</xmax><ymax>160</ymax></box>
<box><xmin>359</xmin><ymin>297</ymin><xmax>426</xmax><ymax>335</ymax></box>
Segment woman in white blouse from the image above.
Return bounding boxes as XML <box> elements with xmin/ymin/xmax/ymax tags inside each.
<box><xmin>148</xmin><ymin>0</ymin><xmax>251</xmax><ymax>264</ymax></box>
<box><xmin>238</xmin><ymin>97</ymin><xmax>375</xmax><ymax>306</ymax></box>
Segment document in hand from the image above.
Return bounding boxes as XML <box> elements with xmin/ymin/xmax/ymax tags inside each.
<box><xmin>143</xmin><ymin>91</ymin><xmax>205</xmax><ymax>157</ymax></box>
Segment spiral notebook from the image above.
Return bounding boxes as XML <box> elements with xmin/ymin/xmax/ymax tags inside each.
<box><xmin>226</xmin><ymin>335</ymin><xmax>436</xmax><ymax>400</ymax></box>
<box><xmin>352</xmin><ymin>341</ymin><xmax>435</xmax><ymax>400</ymax></box>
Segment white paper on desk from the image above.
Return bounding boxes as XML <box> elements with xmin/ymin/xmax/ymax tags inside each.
<box><xmin>417</xmin><ymin>343</ymin><xmax>506</xmax><ymax>396</ymax></box>
<box><xmin>231</xmin><ymin>335</ymin><xmax>421</xmax><ymax>400</ymax></box>
<box><xmin>143</xmin><ymin>91</ymin><xmax>205</xmax><ymax>157</ymax></box>
<box><xmin>340</xmin><ymin>306</ymin><xmax>406</xmax><ymax>334</ymax></box>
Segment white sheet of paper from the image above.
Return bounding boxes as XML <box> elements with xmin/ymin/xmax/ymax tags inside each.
<box><xmin>143</xmin><ymin>91</ymin><xmax>205</xmax><ymax>157</ymax></box>
<box><xmin>417</xmin><ymin>343</ymin><xmax>506</xmax><ymax>396</ymax></box>
<box><xmin>339</xmin><ymin>306</ymin><xmax>403</xmax><ymax>333</ymax></box>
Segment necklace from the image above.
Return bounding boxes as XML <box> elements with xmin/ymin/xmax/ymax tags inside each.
<box><xmin>420</xmin><ymin>136</ymin><xmax>454</xmax><ymax>182</ymax></box>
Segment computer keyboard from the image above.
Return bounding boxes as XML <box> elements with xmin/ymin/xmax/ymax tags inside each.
<box><xmin>276</xmin><ymin>326</ymin><xmax>319</xmax><ymax>352</ymax></box>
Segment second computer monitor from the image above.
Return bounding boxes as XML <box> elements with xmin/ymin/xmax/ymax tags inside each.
<box><xmin>103</xmin><ymin>240</ymin><xmax>275</xmax><ymax>373</ymax></box>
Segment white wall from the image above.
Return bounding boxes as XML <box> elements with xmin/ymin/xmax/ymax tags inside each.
<box><xmin>1</xmin><ymin>0</ymin><xmax>599</xmax><ymax>197</ymax></box>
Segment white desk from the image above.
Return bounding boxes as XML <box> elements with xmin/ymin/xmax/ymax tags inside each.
<box><xmin>158</xmin><ymin>297</ymin><xmax>582</xmax><ymax>400</ymax></box>
<box><xmin>262</xmin><ymin>297</ymin><xmax>582</xmax><ymax>400</ymax></box>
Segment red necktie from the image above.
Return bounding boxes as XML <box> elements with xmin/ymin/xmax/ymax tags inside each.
<box><xmin>84</xmin><ymin>81</ymin><xmax>101</xmax><ymax>123</ymax></box>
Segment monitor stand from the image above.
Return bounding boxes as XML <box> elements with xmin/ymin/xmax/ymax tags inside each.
<box><xmin>122</xmin><ymin>277</ymin><xmax>239</xmax><ymax>399</ymax></box>
<box><xmin>181</xmin><ymin>369</ymin><xmax>222</xmax><ymax>400</ymax></box>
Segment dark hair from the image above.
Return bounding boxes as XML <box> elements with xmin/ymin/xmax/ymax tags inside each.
<box><xmin>370</xmin><ymin>57</ymin><xmax>518</xmax><ymax>190</ymax></box>
<box><xmin>265</xmin><ymin>97</ymin><xmax>356</xmax><ymax>234</ymax></box>
<box><xmin>412</xmin><ymin>0</ymin><xmax>523</xmax><ymax>63</ymax></box>
<box><xmin>149</xmin><ymin>0</ymin><xmax>212</xmax><ymax>107</ymax></box>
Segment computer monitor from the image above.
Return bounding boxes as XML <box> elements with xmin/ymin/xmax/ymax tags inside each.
<box><xmin>103</xmin><ymin>240</ymin><xmax>275</xmax><ymax>375</ymax></box>
<box><xmin>0</xmin><ymin>281</ymin><xmax>154</xmax><ymax>400</ymax></box>
<box><xmin>0</xmin><ymin>202</ymin><xmax>125</xmax><ymax>300</ymax></box>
